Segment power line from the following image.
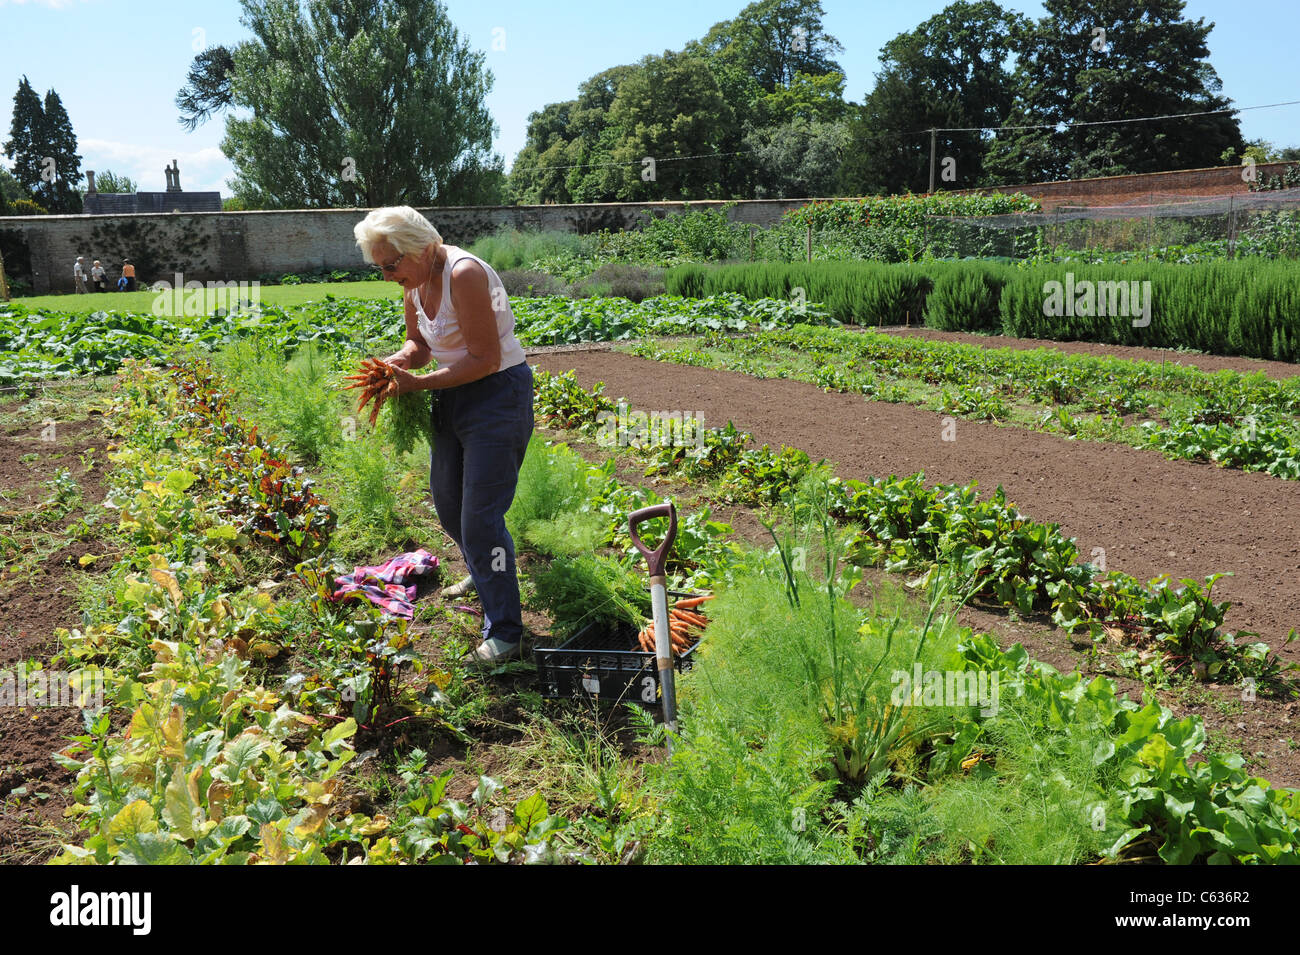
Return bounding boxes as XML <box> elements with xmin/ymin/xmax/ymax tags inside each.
<box><xmin>920</xmin><ymin>98</ymin><xmax>1300</xmax><ymax>135</ymax></box>
<box><xmin>512</xmin><ymin>98</ymin><xmax>1300</xmax><ymax>176</ymax></box>
<box><xmin>519</xmin><ymin>149</ymin><xmax>756</xmax><ymax>173</ymax></box>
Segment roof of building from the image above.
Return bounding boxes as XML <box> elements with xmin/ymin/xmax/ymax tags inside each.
<box><xmin>83</xmin><ymin>192</ymin><xmax>223</xmax><ymax>215</ymax></box>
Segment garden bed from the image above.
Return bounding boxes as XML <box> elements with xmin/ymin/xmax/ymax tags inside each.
<box><xmin>532</xmin><ymin>349</ymin><xmax>1300</xmax><ymax>651</ymax></box>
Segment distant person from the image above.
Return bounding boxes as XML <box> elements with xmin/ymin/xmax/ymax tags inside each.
<box><xmin>90</xmin><ymin>260</ymin><xmax>106</xmax><ymax>293</ymax></box>
<box><xmin>73</xmin><ymin>256</ymin><xmax>87</xmax><ymax>294</ymax></box>
<box><xmin>121</xmin><ymin>259</ymin><xmax>136</xmax><ymax>292</ymax></box>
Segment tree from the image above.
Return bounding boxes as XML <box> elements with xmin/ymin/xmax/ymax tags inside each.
<box><xmin>839</xmin><ymin>1</ymin><xmax>1025</xmax><ymax>196</ymax></box>
<box><xmin>93</xmin><ymin>169</ymin><xmax>138</xmax><ymax>194</ymax></box>
<box><xmin>985</xmin><ymin>0</ymin><xmax>1243</xmax><ymax>183</ymax></box>
<box><xmin>742</xmin><ymin>69</ymin><xmax>853</xmax><ymax>198</ymax></box>
<box><xmin>506</xmin><ymin>64</ymin><xmax>646</xmax><ymax>204</ymax></box>
<box><xmin>0</xmin><ymin>166</ymin><xmax>26</xmax><ymax>214</ymax></box>
<box><xmin>37</xmin><ymin>90</ymin><xmax>82</xmax><ymax>213</ymax></box>
<box><xmin>175</xmin><ymin>45</ymin><xmax>237</xmax><ymax>132</ymax></box>
<box><xmin>686</xmin><ymin>0</ymin><xmax>845</xmax><ymax>197</ymax></box>
<box><xmin>605</xmin><ymin>51</ymin><xmax>739</xmax><ymax>201</ymax></box>
<box><xmin>6</xmin><ymin>199</ymin><xmax>47</xmax><ymax>216</ymax></box>
<box><xmin>685</xmin><ymin>0</ymin><xmax>845</xmax><ymax>95</ymax></box>
<box><xmin>4</xmin><ymin>78</ymin><xmax>46</xmax><ymax>207</ymax></box>
<box><xmin>564</xmin><ymin>65</ymin><xmax>643</xmax><ymax>202</ymax></box>
<box><xmin>753</xmin><ymin>71</ymin><xmax>851</xmax><ymax>126</ymax></box>
<box><xmin>4</xmin><ymin>81</ymin><xmax>82</xmax><ymax>214</ymax></box>
<box><xmin>437</xmin><ymin>150</ymin><xmax>506</xmax><ymax>206</ymax></box>
<box><xmin>507</xmin><ymin>101</ymin><xmax>578</xmax><ymax>204</ymax></box>
<box><xmin>188</xmin><ymin>0</ymin><xmax>503</xmax><ymax>208</ymax></box>
<box><xmin>505</xmin><ymin>0</ymin><xmax>851</xmax><ymax>203</ymax></box>
<box><xmin>745</xmin><ymin>117</ymin><xmax>850</xmax><ymax>197</ymax></box>
<box><xmin>1220</xmin><ymin>140</ymin><xmax>1300</xmax><ymax>166</ymax></box>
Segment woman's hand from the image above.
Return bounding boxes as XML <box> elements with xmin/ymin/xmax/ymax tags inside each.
<box><xmin>384</xmin><ymin>352</ymin><xmax>411</xmax><ymax>370</ymax></box>
<box><xmin>368</xmin><ymin>365</ymin><xmax>427</xmax><ymax>424</ymax></box>
<box><xmin>387</xmin><ymin>365</ymin><xmax>425</xmax><ymax>395</ymax></box>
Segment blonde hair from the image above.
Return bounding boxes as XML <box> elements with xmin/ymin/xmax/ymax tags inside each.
<box><xmin>353</xmin><ymin>206</ymin><xmax>443</xmax><ymax>263</ymax></box>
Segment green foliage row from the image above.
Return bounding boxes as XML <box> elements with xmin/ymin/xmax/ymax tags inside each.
<box><xmin>668</xmin><ymin>261</ymin><xmax>936</xmax><ymax>324</ymax></box>
<box><xmin>209</xmin><ymin>340</ymin><xmax>427</xmax><ymax>558</ymax></box>
<box><xmin>0</xmin><ymin>292</ymin><xmax>834</xmax><ymax>386</ymax></box>
<box><xmin>633</xmin><ymin>326</ymin><xmax>1300</xmax><ymax>479</ymax></box>
<box><xmin>783</xmin><ymin>193</ymin><xmax>1040</xmax><ymax>230</ymax></box>
<box><xmin>648</xmin><ymin>551</ymin><xmax>1300</xmax><ymax>864</ymax></box>
<box><xmin>506</xmin><ymin>421</ymin><xmax>746</xmax><ymax>590</ymax></box>
<box><xmin>539</xmin><ymin>370</ymin><xmax>1294</xmax><ymax>686</ymax></box>
<box><xmin>667</xmin><ymin>259</ymin><xmax>1300</xmax><ymax>361</ymax></box>
<box><xmin>1030</xmin><ymin>210</ymin><xmax>1300</xmax><ymax>264</ymax></box>
<box><xmin>1001</xmin><ymin>261</ymin><xmax>1300</xmax><ymax>361</ymax></box>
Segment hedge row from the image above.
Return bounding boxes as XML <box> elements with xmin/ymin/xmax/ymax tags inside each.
<box><xmin>667</xmin><ymin>262</ymin><xmax>935</xmax><ymax>326</ymax></box>
<box><xmin>666</xmin><ymin>260</ymin><xmax>1300</xmax><ymax>362</ymax></box>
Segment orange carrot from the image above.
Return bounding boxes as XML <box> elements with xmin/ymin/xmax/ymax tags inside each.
<box><xmin>673</xmin><ymin>595</ymin><xmax>714</xmax><ymax>609</ymax></box>
<box><xmin>674</xmin><ymin>609</ymin><xmax>709</xmax><ymax>628</ymax></box>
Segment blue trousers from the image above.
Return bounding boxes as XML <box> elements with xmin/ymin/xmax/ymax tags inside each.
<box><xmin>429</xmin><ymin>361</ymin><xmax>534</xmax><ymax>644</ymax></box>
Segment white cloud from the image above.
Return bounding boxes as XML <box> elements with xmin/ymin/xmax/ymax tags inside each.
<box><xmin>81</xmin><ymin>139</ymin><xmax>231</xmax><ymax>195</ymax></box>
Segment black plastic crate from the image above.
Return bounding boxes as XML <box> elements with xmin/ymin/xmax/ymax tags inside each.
<box><xmin>534</xmin><ymin>592</ymin><xmax>703</xmax><ymax>703</ymax></box>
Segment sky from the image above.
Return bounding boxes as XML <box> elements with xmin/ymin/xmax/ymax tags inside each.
<box><xmin>0</xmin><ymin>0</ymin><xmax>1297</xmax><ymax>197</ymax></box>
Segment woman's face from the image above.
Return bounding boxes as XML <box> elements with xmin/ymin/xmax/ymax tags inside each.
<box><xmin>372</xmin><ymin>238</ymin><xmax>432</xmax><ymax>289</ymax></box>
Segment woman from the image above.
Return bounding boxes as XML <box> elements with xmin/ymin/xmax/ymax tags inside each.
<box><xmin>91</xmin><ymin>260</ymin><xmax>107</xmax><ymax>293</ymax></box>
<box><xmin>353</xmin><ymin>206</ymin><xmax>533</xmax><ymax>665</ymax></box>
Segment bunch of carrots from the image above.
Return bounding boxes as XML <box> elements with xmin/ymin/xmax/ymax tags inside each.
<box><xmin>342</xmin><ymin>357</ymin><xmax>400</xmax><ymax>426</ymax></box>
<box><xmin>637</xmin><ymin>594</ymin><xmax>714</xmax><ymax>655</ymax></box>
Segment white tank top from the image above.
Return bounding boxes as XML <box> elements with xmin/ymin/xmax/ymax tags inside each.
<box><xmin>409</xmin><ymin>247</ymin><xmax>526</xmax><ymax>372</ymax></box>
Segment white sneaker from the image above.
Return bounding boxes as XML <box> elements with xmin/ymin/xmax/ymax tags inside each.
<box><xmin>467</xmin><ymin>637</ymin><xmax>524</xmax><ymax>666</ymax></box>
<box><xmin>440</xmin><ymin>574</ymin><xmax>476</xmax><ymax>599</ymax></box>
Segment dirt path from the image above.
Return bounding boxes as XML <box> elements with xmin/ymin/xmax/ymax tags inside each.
<box><xmin>874</xmin><ymin>326</ymin><xmax>1300</xmax><ymax>380</ymax></box>
<box><xmin>532</xmin><ymin>350</ymin><xmax>1300</xmax><ymax>652</ymax></box>
<box><xmin>0</xmin><ymin>394</ymin><xmax>114</xmax><ymax>861</ymax></box>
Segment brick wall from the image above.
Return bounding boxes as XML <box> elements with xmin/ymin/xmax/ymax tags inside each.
<box><xmin>954</xmin><ymin>162</ymin><xmax>1296</xmax><ymax>209</ymax></box>
<box><xmin>0</xmin><ymin>199</ymin><xmax>806</xmax><ymax>294</ymax></box>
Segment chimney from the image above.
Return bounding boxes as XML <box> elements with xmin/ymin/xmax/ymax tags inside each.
<box><xmin>87</xmin><ymin>171</ymin><xmax>96</xmax><ymax>193</ymax></box>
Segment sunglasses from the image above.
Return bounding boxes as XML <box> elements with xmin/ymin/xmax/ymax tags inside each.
<box><xmin>377</xmin><ymin>253</ymin><xmax>405</xmax><ymax>273</ymax></box>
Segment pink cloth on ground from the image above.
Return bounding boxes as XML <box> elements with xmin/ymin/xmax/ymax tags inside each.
<box><xmin>330</xmin><ymin>549</ymin><xmax>440</xmax><ymax>619</ymax></box>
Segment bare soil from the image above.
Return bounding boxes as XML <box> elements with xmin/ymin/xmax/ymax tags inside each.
<box><xmin>0</xmin><ymin>396</ymin><xmax>114</xmax><ymax>861</ymax></box>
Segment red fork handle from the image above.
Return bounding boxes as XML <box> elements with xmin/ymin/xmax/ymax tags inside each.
<box><xmin>628</xmin><ymin>501</ymin><xmax>677</xmax><ymax>578</ymax></box>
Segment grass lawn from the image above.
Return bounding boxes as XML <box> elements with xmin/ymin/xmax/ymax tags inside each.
<box><xmin>7</xmin><ymin>280</ymin><xmax>402</xmax><ymax>313</ymax></box>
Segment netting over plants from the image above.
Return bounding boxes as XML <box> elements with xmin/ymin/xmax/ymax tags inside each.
<box><xmin>927</xmin><ymin>191</ymin><xmax>1300</xmax><ymax>261</ymax></box>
